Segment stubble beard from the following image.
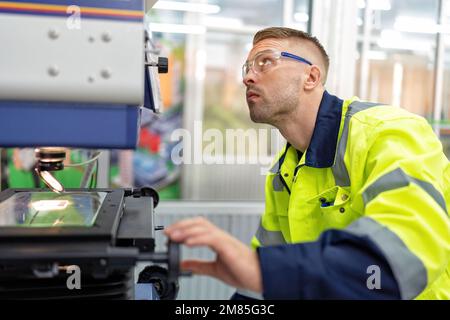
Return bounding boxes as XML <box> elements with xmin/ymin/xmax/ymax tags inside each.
<box><xmin>248</xmin><ymin>85</ymin><xmax>300</xmax><ymax>126</ymax></box>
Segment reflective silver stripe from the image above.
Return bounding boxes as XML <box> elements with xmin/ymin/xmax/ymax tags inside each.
<box><xmin>236</xmin><ymin>288</ymin><xmax>263</xmax><ymax>300</ymax></box>
<box><xmin>269</xmin><ymin>160</ymin><xmax>280</xmax><ymax>173</ymax></box>
<box><xmin>255</xmin><ymin>220</ymin><xmax>286</xmax><ymax>246</ymax></box>
<box><xmin>363</xmin><ymin>167</ymin><xmax>448</xmax><ymax>213</ymax></box>
<box><xmin>270</xmin><ymin>144</ymin><xmax>290</xmax><ymax>174</ymax></box>
<box><xmin>346</xmin><ymin>217</ymin><xmax>427</xmax><ymax>299</ymax></box>
<box><xmin>332</xmin><ymin>101</ymin><xmax>380</xmax><ymax>186</ymax></box>
<box><xmin>272</xmin><ymin>174</ymin><xmax>284</xmax><ymax>191</ymax></box>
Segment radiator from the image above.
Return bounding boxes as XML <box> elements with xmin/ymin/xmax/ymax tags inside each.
<box><xmin>181</xmin><ymin>160</ymin><xmax>270</xmax><ymax>200</ymax></box>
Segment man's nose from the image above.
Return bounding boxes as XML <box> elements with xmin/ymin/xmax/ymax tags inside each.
<box><xmin>243</xmin><ymin>69</ymin><xmax>257</xmax><ymax>86</ymax></box>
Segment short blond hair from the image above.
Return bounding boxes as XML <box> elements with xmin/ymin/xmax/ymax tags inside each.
<box><xmin>253</xmin><ymin>27</ymin><xmax>329</xmax><ymax>82</ymax></box>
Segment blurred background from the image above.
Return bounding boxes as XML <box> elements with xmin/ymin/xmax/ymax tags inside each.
<box><xmin>2</xmin><ymin>0</ymin><xmax>450</xmax><ymax>299</ymax></box>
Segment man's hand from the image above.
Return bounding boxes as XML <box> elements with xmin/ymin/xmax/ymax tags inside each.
<box><xmin>164</xmin><ymin>217</ymin><xmax>263</xmax><ymax>293</ymax></box>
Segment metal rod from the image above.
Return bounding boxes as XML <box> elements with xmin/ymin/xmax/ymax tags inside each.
<box><xmin>283</xmin><ymin>0</ymin><xmax>294</xmax><ymax>27</ymax></box>
<box><xmin>359</xmin><ymin>0</ymin><xmax>372</xmax><ymax>100</ymax></box>
<box><xmin>80</xmin><ymin>151</ymin><xmax>99</xmax><ymax>188</ymax></box>
<box><xmin>433</xmin><ymin>0</ymin><xmax>445</xmax><ymax>137</ymax></box>
<box><xmin>96</xmin><ymin>150</ymin><xmax>110</xmax><ymax>188</ymax></box>
<box><xmin>307</xmin><ymin>0</ymin><xmax>313</xmax><ymax>33</ymax></box>
<box><xmin>138</xmin><ymin>252</ymin><xmax>168</xmax><ymax>263</ymax></box>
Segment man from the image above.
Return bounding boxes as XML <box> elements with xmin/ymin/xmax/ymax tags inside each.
<box><xmin>165</xmin><ymin>27</ymin><xmax>450</xmax><ymax>299</ymax></box>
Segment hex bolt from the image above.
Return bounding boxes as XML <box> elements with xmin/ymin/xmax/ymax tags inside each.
<box><xmin>100</xmin><ymin>69</ymin><xmax>111</xmax><ymax>79</ymax></box>
<box><xmin>47</xmin><ymin>65</ymin><xmax>59</xmax><ymax>77</ymax></box>
<box><xmin>101</xmin><ymin>32</ymin><xmax>112</xmax><ymax>42</ymax></box>
<box><xmin>48</xmin><ymin>28</ymin><xmax>59</xmax><ymax>40</ymax></box>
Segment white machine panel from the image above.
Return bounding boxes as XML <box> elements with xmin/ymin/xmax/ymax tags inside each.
<box><xmin>0</xmin><ymin>14</ymin><xmax>144</xmax><ymax>105</ymax></box>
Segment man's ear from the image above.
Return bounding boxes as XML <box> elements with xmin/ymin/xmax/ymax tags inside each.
<box><xmin>304</xmin><ymin>65</ymin><xmax>322</xmax><ymax>90</ymax></box>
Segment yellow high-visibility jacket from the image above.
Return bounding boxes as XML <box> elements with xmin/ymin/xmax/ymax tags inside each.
<box><xmin>252</xmin><ymin>91</ymin><xmax>450</xmax><ymax>299</ymax></box>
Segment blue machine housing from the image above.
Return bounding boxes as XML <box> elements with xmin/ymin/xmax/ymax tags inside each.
<box><xmin>0</xmin><ymin>101</ymin><xmax>141</xmax><ymax>149</ymax></box>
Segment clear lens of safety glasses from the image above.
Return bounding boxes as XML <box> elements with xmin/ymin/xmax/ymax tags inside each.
<box><xmin>242</xmin><ymin>51</ymin><xmax>281</xmax><ymax>79</ymax></box>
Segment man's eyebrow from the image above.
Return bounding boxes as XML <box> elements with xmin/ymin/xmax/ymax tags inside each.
<box><xmin>246</xmin><ymin>49</ymin><xmax>276</xmax><ymax>62</ymax></box>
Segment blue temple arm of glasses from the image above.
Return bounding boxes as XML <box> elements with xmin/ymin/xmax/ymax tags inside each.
<box><xmin>281</xmin><ymin>52</ymin><xmax>313</xmax><ymax>65</ymax></box>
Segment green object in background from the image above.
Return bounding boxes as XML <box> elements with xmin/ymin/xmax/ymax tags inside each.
<box><xmin>158</xmin><ymin>182</ymin><xmax>180</xmax><ymax>199</ymax></box>
<box><xmin>7</xmin><ymin>165</ymin><xmax>37</xmax><ymax>188</ymax></box>
<box><xmin>6</xmin><ymin>148</ymin><xmax>37</xmax><ymax>188</ymax></box>
<box><xmin>53</xmin><ymin>168</ymin><xmax>84</xmax><ymax>188</ymax></box>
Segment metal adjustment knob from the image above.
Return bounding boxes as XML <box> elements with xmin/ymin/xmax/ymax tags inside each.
<box><xmin>157</xmin><ymin>57</ymin><xmax>168</xmax><ymax>74</ymax></box>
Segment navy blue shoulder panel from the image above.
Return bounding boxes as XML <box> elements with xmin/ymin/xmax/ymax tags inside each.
<box><xmin>305</xmin><ymin>91</ymin><xmax>343</xmax><ymax>168</ymax></box>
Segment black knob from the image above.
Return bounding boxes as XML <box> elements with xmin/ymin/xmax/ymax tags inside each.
<box><xmin>158</xmin><ymin>57</ymin><xmax>168</xmax><ymax>74</ymax></box>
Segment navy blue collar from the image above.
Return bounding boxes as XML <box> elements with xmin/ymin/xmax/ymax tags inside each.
<box><xmin>304</xmin><ymin>90</ymin><xmax>343</xmax><ymax>168</ymax></box>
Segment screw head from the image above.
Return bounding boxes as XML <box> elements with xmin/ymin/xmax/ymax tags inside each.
<box><xmin>101</xmin><ymin>32</ymin><xmax>112</xmax><ymax>42</ymax></box>
<box><xmin>48</xmin><ymin>28</ymin><xmax>59</xmax><ymax>40</ymax></box>
<box><xmin>100</xmin><ymin>69</ymin><xmax>111</xmax><ymax>79</ymax></box>
<box><xmin>47</xmin><ymin>65</ymin><xmax>59</xmax><ymax>77</ymax></box>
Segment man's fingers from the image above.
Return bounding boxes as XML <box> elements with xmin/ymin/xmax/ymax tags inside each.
<box><xmin>165</xmin><ymin>217</ymin><xmax>210</xmax><ymax>236</ymax></box>
<box><xmin>181</xmin><ymin>260</ymin><xmax>217</xmax><ymax>277</ymax></box>
<box><xmin>184</xmin><ymin>233</ymin><xmax>214</xmax><ymax>247</ymax></box>
<box><xmin>165</xmin><ymin>218</ymin><xmax>263</xmax><ymax>293</ymax></box>
<box><xmin>168</xmin><ymin>225</ymin><xmax>210</xmax><ymax>243</ymax></box>
<box><xmin>166</xmin><ymin>221</ymin><xmax>232</xmax><ymax>254</ymax></box>
<box><xmin>172</xmin><ymin>230</ymin><xmax>222</xmax><ymax>253</ymax></box>
<box><xmin>165</xmin><ymin>216</ymin><xmax>237</xmax><ymax>260</ymax></box>
<box><xmin>181</xmin><ymin>260</ymin><xmax>240</xmax><ymax>289</ymax></box>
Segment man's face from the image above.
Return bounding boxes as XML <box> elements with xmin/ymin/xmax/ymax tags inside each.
<box><xmin>243</xmin><ymin>38</ymin><xmax>307</xmax><ymax>125</ymax></box>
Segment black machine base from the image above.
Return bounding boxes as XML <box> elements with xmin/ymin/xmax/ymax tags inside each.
<box><xmin>0</xmin><ymin>187</ymin><xmax>183</xmax><ymax>300</ymax></box>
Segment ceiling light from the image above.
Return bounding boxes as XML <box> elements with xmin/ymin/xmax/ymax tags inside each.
<box><xmin>153</xmin><ymin>1</ymin><xmax>220</xmax><ymax>14</ymax></box>
<box><xmin>294</xmin><ymin>12</ymin><xmax>309</xmax><ymax>23</ymax></box>
<box><xmin>357</xmin><ymin>17</ymin><xmax>363</xmax><ymax>26</ymax></box>
<box><xmin>368</xmin><ymin>50</ymin><xmax>387</xmax><ymax>60</ymax></box>
<box><xmin>378</xmin><ymin>29</ymin><xmax>432</xmax><ymax>52</ymax></box>
<box><xmin>149</xmin><ymin>22</ymin><xmax>206</xmax><ymax>34</ymax></box>
<box><xmin>358</xmin><ymin>0</ymin><xmax>391</xmax><ymax>11</ymax></box>
<box><xmin>394</xmin><ymin>16</ymin><xmax>439</xmax><ymax>34</ymax></box>
<box><xmin>204</xmin><ymin>16</ymin><xmax>243</xmax><ymax>28</ymax></box>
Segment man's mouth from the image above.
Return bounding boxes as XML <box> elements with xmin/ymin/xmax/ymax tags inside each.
<box><xmin>246</xmin><ymin>91</ymin><xmax>260</xmax><ymax>100</ymax></box>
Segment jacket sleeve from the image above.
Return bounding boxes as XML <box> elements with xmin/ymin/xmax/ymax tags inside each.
<box><xmin>351</xmin><ymin>116</ymin><xmax>450</xmax><ymax>298</ymax></box>
<box><xmin>258</xmin><ymin>117</ymin><xmax>450</xmax><ymax>299</ymax></box>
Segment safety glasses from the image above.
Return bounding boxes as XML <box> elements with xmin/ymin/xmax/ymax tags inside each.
<box><xmin>242</xmin><ymin>49</ymin><xmax>312</xmax><ymax>79</ymax></box>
